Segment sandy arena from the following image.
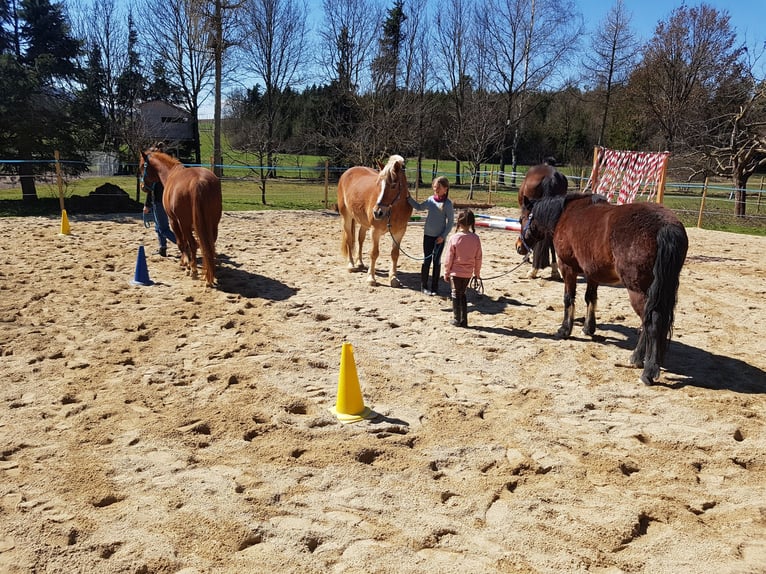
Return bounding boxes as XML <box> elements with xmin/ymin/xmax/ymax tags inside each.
<box><xmin>1</xmin><ymin>208</ymin><xmax>765</xmax><ymax>573</ymax></box>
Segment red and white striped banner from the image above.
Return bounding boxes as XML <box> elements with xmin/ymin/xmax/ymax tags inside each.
<box><xmin>588</xmin><ymin>148</ymin><xmax>670</xmax><ymax>204</ymax></box>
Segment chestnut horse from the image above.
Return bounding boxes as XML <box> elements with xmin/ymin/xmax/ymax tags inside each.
<box><xmin>139</xmin><ymin>149</ymin><xmax>222</xmax><ymax>287</ymax></box>
<box><xmin>337</xmin><ymin>155</ymin><xmax>413</xmax><ymax>286</ymax></box>
<box><xmin>517</xmin><ymin>160</ymin><xmax>568</xmax><ymax>279</ymax></box>
<box><xmin>517</xmin><ymin>192</ymin><xmax>688</xmax><ymax>385</ymax></box>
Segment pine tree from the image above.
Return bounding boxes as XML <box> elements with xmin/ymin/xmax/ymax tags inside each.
<box><xmin>0</xmin><ymin>0</ymin><xmax>86</xmax><ymax>201</ymax></box>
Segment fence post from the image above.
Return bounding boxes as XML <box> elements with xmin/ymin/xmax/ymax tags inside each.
<box><xmin>697</xmin><ymin>176</ymin><xmax>709</xmax><ymax>228</ymax></box>
<box><xmin>324</xmin><ymin>160</ymin><xmax>329</xmax><ymax>209</ymax></box>
<box><xmin>758</xmin><ymin>176</ymin><xmax>764</xmax><ymax>214</ymax></box>
<box><xmin>54</xmin><ymin>150</ymin><xmax>65</xmax><ymax>212</ymax></box>
<box><xmin>488</xmin><ymin>170</ymin><xmax>493</xmax><ymax>205</ymax></box>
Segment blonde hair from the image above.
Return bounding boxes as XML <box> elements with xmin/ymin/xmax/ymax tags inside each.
<box><xmin>433</xmin><ymin>176</ymin><xmax>449</xmax><ymax>190</ymax></box>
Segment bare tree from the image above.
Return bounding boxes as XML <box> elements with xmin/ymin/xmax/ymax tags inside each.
<box><xmin>479</xmin><ymin>0</ymin><xmax>582</xmax><ymax>177</ymax></box>
<box><xmin>581</xmin><ymin>0</ymin><xmax>638</xmax><ymax>146</ymax></box>
<box><xmin>629</xmin><ymin>4</ymin><xmax>745</xmax><ymax>152</ymax></box>
<box><xmin>235</xmin><ymin>0</ymin><xmax>310</xmax><ymax>202</ymax></box>
<box><xmin>317</xmin><ymin>0</ymin><xmax>382</xmax><ymax>93</ymax></box>
<box><xmin>138</xmin><ymin>0</ymin><xmax>217</xmax><ymax>164</ymax></box>
<box><xmin>433</xmin><ymin>0</ymin><xmax>477</xmax><ymax>185</ymax></box>
<box><xmin>70</xmin><ymin>0</ymin><xmax>129</xmax><ymax>154</ymax></box>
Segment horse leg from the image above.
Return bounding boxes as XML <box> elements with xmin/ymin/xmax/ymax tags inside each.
<box><xmin>388</xmin><ymin>229</ymin><xmax>404</xmax><ymax>288</ymax></box>
<box><xmin>582</xmin><ymin>280</ymin><xmax>598</xmax><ymax>336</ymax></box>
<box><xmin>188</xmin><ymin>231</ymin><xmax>199</xmax><ymax>280</ymax></box>
<box><xmin>526</xmin><ymin>248</ymin><xmax>538</xmax><ymax>278</ymax></box>
<box><xmin>356</xmin><ymin>225</ymin><xmax>368</xmax><ymax>273</ymax></box>
<box><xmin>367</xmin><ymin>228</ymin><xmax>382</xmax><ymax>286</ymax></box>
<box><xmin>625</xmin><ymin>289</ymin><xmax>657</xmax><ymax>383</ymax></box>
<box><xmin>342</xmin><ymin>216</ymin><xmax>359</xmax><ymax>272</ymax></box>
<box><xmin>556</xmin><ymin>269</ymin><xmax>577</xmax><ymax>339</ymax></box>
<box><xmin>549</xmin><ymin>246</ymin><xmax>561</xmax><ymax>280</ymax></box>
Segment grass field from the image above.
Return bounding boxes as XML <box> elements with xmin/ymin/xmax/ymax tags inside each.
<box><xmin>1</xmin><ymin>133</ymin><xmax>765</xmax><ymax>236</ymax></box>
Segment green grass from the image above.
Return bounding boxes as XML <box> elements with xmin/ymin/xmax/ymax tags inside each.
<box><xmin>1</xmin><ymin>147</ymin><xmax>764</xmax><ymax>236</ymax></box>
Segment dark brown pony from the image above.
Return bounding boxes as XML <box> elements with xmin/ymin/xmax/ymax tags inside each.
<box><xmin>516</xmin><ymin>160</ymin><xmax>568</xmax><ymax>279</ymax></box>
<box><xmin>337</xmin><ymin>154</ymin><xmax>413</xmax><ymax>286</ymax></box>
<box><xmin>517</xmin><ymin>192</ymin><xmax>688</xmax><ymax>385</ymax></box>
<box><xmin>139</xmin><ymin>149</ymin><xmax>222</xmax><ymax>287</ymax></box>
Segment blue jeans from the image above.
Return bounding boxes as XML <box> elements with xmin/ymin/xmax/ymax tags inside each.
<box><xmin>153</xmin><ymin>199</ymin><xmax>177</xmax><ymax>249</ymax></box>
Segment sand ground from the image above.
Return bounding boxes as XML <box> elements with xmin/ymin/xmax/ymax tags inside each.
<box><xmin>1</xmin><ymin>209</ymin><xmax>765</xmax><ymax>574</ymax></box>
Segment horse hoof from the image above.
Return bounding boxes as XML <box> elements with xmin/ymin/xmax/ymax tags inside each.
<box><xmin>640</xmin><ymin>374</ymin><xmax>655</xmax><ymax>386</ymax></box>
<box><xmin>390</xmin><ymin>277</ymin><xmax>401</xmax><ymax>288</ymax></box>
<box><xmin>526</xmin><ymin>269</ymin><xmax>539</xmax><ymax>279</ymax></box>
<box><xmin>550</xmin><ymin>271</ymin><xmax>561</xmax><ymax>281</ymax></box>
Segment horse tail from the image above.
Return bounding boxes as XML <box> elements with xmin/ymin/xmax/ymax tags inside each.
<box><xmin>643</xmin><ymin>223</ymin><xmax>689</xmax><ymax>366</ymax></box>
<box><xmin>337</xmin><ymin>176</ymin><xmax>352</xmax><ymax>258</ymax></box>
<box><xmin>194</xmin><ymin>176</ymin><xmax>222</xmax><ymax>286</ymax></box>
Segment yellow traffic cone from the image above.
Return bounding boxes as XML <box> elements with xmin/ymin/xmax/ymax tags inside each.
<box><xmin>331</xmin><ymin>342</ymin><xmax>373</xmax><ymax>424</ymax></box>
<box><xmin>59</xmin><ymin>209</ymin><xmax>71</xmax><ymax>235</ymax></box>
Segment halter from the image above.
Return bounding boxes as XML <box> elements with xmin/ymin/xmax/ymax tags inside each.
<box><xmin>140</xmin><ymin>154</ymin><xmax>157</xmax><ymax>194</ymax></box>
<box><xmin>377</xmin><ymin>176</ymin><xmax>406</xmax><ymax>210</ymax></box>
<box><xmin>518</xmin><ymin>211</ymin><xmax>535</xmax><ymax>254</ymax></box>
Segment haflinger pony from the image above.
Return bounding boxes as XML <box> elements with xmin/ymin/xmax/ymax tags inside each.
<box><xmin>517</xmin><ymin>159</ymin><xmax>568</xmax><ymax>279</ymax></box>
<box><xmin>337</xmin><ymin>155</ymin><xmax>413</xmax><ymax>286</ymax></box>
<box><xmin>517</xmin><ymin>192</ymin><xmax>688</xmax><ymax>385</ymax></box>
<box><xmin>139</xmin><ymin>148</ymin><xmax>222</xmax><ymax>287</ymax></box>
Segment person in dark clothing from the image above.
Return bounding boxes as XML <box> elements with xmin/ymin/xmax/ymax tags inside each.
<box><xmin>143</xmin><ymin>180</ymin><xmax>176</xmax><ymax>257</ymax></box>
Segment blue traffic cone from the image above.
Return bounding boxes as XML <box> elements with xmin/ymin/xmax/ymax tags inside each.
<box><xmin>130</xmin><ymin>245</ymin><xmax>154</xmax><ymax>286</ymax></box>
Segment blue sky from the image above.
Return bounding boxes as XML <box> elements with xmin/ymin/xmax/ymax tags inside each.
<box><xmin>578</xmin><ymin>0</ymin><xmax>766</xmax><ymax>45</ymax></box>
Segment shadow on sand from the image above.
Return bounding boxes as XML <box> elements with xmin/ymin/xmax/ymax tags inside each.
<box><xmin>215</xmin><ymin>253</ymin><xmax>296</xmax><ymax>300</ymax></box>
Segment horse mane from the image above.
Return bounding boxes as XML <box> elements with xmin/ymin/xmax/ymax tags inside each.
<box><xmin>533</xmin><ymin>192</ymin><xmax>606</xmax><ymax>229</ymax></box>
<box><xmin>146</xmin><ymin>149</ymin><xmax>182</xmax><ymax>170</ymax></box>
<box><xmin>378</xmin><ymin>154</ymin><xmax>405</xmax><ymax>182</ymax></box>
<box><xmin>540</xmin><ymin>170</ymin><xmax>568</xmax><ymax>197</ymax></box>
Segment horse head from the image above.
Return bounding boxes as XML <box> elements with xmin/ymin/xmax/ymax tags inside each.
<box><xmin>373</xmin><ymin>154</ymin><xmax>407</xmax><ymax>220</ymax></box>
<box><xmin>139</xmin><ymin>150</ymin><xmax>164</xmax><ymax>193</ymax></box>
<box><xmin>516</xmin><ymin>195</ymin><xmax>540</xmax><ymax>256</ymax></box>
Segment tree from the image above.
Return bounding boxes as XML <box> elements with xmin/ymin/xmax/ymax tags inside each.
<box><xmin>233</xmin><ymin>0</ymin><xmax>310</xmax><ymax>203</ymax></box>
<box><xmin>433</xmin><ymin>0</ymin><xmax>488</xmax><ymax>185</ymax></box>
<box><xmin>688</xmin><ymin>70</ymin><xmax>766</xmax><ymax>217</ymax></box>
<box><xmin>370</xmin><ymin>0</ymin><xmax>405</xmax><ymax>95</ymax></box>
<box><xmin>581</xmin><ymin>0</ymin><xmax>637</xmax><ymax>147</ymax></box>
<box><xmin>70</xmin><ymin>0</ymin><xmax>130</xmax><ymax>155</ymax></box>
<box><xmin>628</xmin><ymin>4</ymin><xmax>745</xmax><ymax>152</ymax></box>
<box><xmin>317</xmin><ymin>0</ymin><xmax>381</xmax><ymax>93</ymax></box>
<box><xmin>479</xmin><ymin>0</ymin><xmax>583</xmax><ymax>180</ymax></box>
<box><xmin>138</xmin><ymin>0</ymin><xmax>217</xmax><ymax>164</ymax></box>
<box><xmin>0</xmin><ymin>0</ymin><xmax>87</xmax><ymax>201</ymax></box>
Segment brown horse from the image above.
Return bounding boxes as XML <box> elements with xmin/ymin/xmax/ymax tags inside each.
<box><xmin>337</xmin><ymin>155</ymin><xmax>413</xmax><ymax>286</ymax></box>
<box><xmin>139</xmin><ymin>149</ymin><xmax>222</xmax><ymax>287</ymax></box>
<box><xmin>517</xmin><ymin>192</ymin><xmax>688</xmax><ymax>385</ymax></box>
<box><xmin>516</xmin><ymin>159</ymin><xmax>568</xmax><ymax>279</ymax></box>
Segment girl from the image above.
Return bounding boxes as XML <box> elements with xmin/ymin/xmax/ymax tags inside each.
<box><xmin>407</xmin><ymin>176</ymin><xmax>455</xmax><ymax>295</ymax></box>
<box><xmin>443</xmin><ymin>209</ymin><xmax>482</xmax><ymax>327</ymax></box>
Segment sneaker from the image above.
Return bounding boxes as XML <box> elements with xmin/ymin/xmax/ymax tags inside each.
<box><xmin>422</xmin><ymin>288</ymin><xmax>433</xmax><ymax>295</ymax></box>
<box><xmin>153</xmin><ymin>247</ymin><xmax>167</xmax><ymax>257</ymax></box>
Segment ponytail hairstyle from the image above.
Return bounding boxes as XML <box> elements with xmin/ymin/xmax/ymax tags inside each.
<box><xmin>456</xmin><ymin>208</ymin><xmax>476</xmax><ymax>232</ymax></box>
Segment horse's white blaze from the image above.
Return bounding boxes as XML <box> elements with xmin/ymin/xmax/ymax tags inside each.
<box><xmin>376</xmin><ymin>181</ymin><xmax>386</xmax><ymax>205</ymax></box>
